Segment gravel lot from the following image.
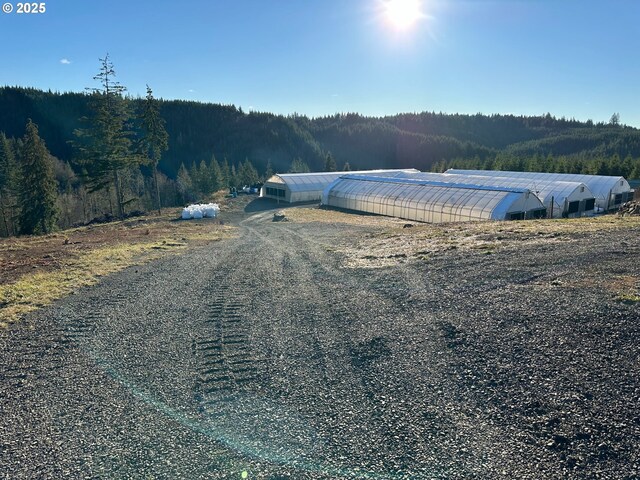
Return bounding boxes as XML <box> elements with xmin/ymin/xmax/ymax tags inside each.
<box><xmin>1</xmin><ymin>207</ymin><xmax>639</xmax><ymax>479</ymax></box>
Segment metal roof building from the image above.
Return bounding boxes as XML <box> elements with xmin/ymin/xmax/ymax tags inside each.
<box><xmin>322</xmin><ymin>174</ymin><xmax>547</xmax><ymax>223</ymax></box>
<box><xmin>260</xmin><ymin>169</ymin><xmax>419</xmax><ymax>203</ymax></box>
<box><xmin>447</xmin><ymin>169</ymin><xmax>633</xmax><ymax>212</ymax></box>
<box><xmin>391</xmin><ymin>171</ymin><xmax>595</xmax><ymax>218</ymax></box>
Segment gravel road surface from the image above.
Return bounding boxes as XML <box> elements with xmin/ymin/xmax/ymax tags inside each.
<box><xmin>1</xmin><ymin>208</ymin><xmax>639</xmax><ymax>479</ymax></box>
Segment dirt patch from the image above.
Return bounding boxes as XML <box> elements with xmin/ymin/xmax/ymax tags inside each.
<box><xmin>0</xmin><ymin>208</ymin><xmax>236</xmax><ymax>326</ymax></box>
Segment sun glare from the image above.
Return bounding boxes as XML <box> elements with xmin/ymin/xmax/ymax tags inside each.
<box><xmin>384</xmin><ymin>0</ymin><xmax>424</xmax><ymax>30</ymax></box>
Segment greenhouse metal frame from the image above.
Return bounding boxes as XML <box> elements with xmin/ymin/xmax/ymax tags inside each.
<box><xmin>322</xmin><ymin>175</ymin><xmax>547</xmax><ymax>223</ymax></box>
<box><xmin>447</xmin><ymin>169</ymin><xmax>633</xmax><ymax>211</ymax></box>
<box><xmin>390</xmin><ymin>171</ymin><xmax>596</xmax><ymax>218</ymax></box>
<box><xmin>260</xmin><ymin>169</ymin><xmax>418</xmax><ymax>203</ymax></box>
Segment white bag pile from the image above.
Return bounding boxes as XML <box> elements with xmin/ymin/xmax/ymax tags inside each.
<box><xmin>181</xmin><ymin>203</ymin><xmax>220</xmax><ymax>220</ymax></box>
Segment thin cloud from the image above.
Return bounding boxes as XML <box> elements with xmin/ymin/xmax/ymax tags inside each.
<box><xmin>60</xmin><ymin>58</ymin><xmax>72</xmax><ymax>65</ymax></box>
<box><xmin>188</xmin><ymin>89</ymin><xmax>195</xmax><ymax>93</ymax></box>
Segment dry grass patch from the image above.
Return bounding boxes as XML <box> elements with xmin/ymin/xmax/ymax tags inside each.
<box><xmin>535</xmin><ymin>273</ymin><xmax>640</xmax><ymax>303</ymax></box>
<box><xmin>610</xmin><ymin>275</ymin><xmax>640</xmax><ymax>304</ymax></box>
<box><xmin>287</xmin><ymin>207</ymin><xmax>640</xmax><ymax>268</ymax></box>
<box><xmin>0</xmin><ymin>210</ymin><xmax>235</xmax><ymax>327</ymax></box>
<box><xmin>285</xmin><ymin>207</ymin><xmax>409</xmax><ymax>228</ymax></box>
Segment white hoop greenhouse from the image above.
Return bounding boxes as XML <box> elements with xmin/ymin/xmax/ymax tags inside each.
<box><xmin>390</xmin><ymin>171</ymin><xmax>595</xmax><ymax>218</ymax></box>
<box><xmin>447</xmin><ymin>169</ymin><xmax>633</xmax><ymax>212</ymax></box>
<box><xmin>322</xmin><ymin>174</ymin><xmax>547</xmax><ymax>223</ymax></box>
<box><xmin>260</xmin><ymin>169</ymin><xmax>418</xmax><ymax>203</ymax></box>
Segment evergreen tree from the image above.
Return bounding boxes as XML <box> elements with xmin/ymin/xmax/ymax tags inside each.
<box><xmin>221</xmin><ymin>160</ymin><xmax>231</xmax><ymax>188</ymax></box>
<box><xmin>342</xmin><ymin>161</ymin><xmax>351</xmax><ymax>171</ymax></box>
<box><xmin>0</xmin><ymin>133</ymin><xmax>19</xmax><ymax>236</ymax></box>
<box><xmin>140</xmin><ymin>85</ymin><xmax>169</xmax><ymax>214</ymax></box>
<box><xmin>230</xmin><ymin>164</ymin><xmax>238</xmax><ymax>188</ymax></box>
<box><xmin>264</xmin><ymin>159</ymin><xmax>274</xmax><ymax>180</ymax></box>
<box><xmin>198</xmin><ymin>159</ymin><xmax>212</xmax><ymax>195</ymax></box>
<box><xmin>209</xmin><ymin>155</ymin><xmax>223</xmax><ymax>192</ymax></box>
<box><xmin>289</xmin><ymin>157</ymin><xmax>310</xmax><ymax>173</ymax></box>
<box><xmin>188</xmin><ymin>161</ymin><xmax>200</xmax><ymax>197</ymax></box>
<box><xmin>238</xmin><ymin>159</ymin><xmax>259</xmax><ymax>186</ymax></box>
<box><xmin>176</xmin><ymin>163</ymin><xmax>194</xmax><ymax>204</ymax></box>
<box><xmin>18</xmin><ymin>120</ymin><xmax>59</xmax><ymax>235</ymax></box>
<box><xmin>74</xmin><ymin>54</ymin><xmax>138</xmax><ymax>218</ymax></box>
<box><xmin>324</xmin><ymin>152</ymin><xmax>337</xmax><ymax>172</ymax></box>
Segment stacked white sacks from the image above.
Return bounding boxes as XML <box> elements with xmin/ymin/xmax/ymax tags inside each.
<box><xmin>181</xmin><ymin>203</ymin><xmax>221</xmax><ymax>220</ymax></box>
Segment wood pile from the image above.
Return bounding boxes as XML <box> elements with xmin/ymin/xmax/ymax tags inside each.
<box><xmin>617</xmin><ymin>201</ymin><xmax>640</xmax><ymax>216</ymax></box>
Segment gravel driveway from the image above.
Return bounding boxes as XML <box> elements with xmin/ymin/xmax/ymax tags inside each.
<box><xmin>1</xmin><ymin>210</ymin><xmax>639</xmax><ymax>479</ymax></box>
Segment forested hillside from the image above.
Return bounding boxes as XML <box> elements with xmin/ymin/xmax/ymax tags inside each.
<box><xmin>301</xmin><ymin>112</ymin><xmax>640</xmax><ymax>174</ymax></box>
<box><xmin>2</xmin><ymin>85</ymin><xmax>640</xmax><ymax>237</ymax></box>
<box><xmin>0</xmin><ymin>87</ymin><xmax>325</xmax><ymax>177</ymax></box>
<box><xmin>3</xmin><ymin>87</ymin><xmax>640</xmax><ymax>178</ymax></box>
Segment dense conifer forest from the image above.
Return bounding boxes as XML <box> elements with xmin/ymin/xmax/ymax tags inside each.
<box><xmin>2</xmin><ymin>84</ymin><xmax>640</xmax><ymax>237</ymax></box>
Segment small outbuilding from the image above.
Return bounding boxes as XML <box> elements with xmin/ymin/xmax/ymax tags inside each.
<box><xmin>322</xmin><ymin>174</ymin><xmax>547</xmax><ymax>223</ymax></box>
<box><xmin>447</xmin><ymin>169</ymin><xmax>633</xmax><ymax>212</ymax></box>
<box><xmin>260</xmin><ymin>169</ymin><xmax>419</xmax><ymax>203</ymax></box>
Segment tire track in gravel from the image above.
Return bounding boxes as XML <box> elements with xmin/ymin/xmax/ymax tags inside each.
<box><xmin>4</xmin><ymin>210</ymin><xmax>637</xmax><ymax>479</ymax></box>
<box><xmin>192</xmin><ymin>261</ymin><xmax>261</xmax><ymax>404</ymax></box>
<box><xmin>236</xmin><ymin>213</ymin><xmax>493</xmax><ymax>478</ymax></box>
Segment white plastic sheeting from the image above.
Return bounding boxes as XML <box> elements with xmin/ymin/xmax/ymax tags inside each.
<box><xmin>181</xmin><ymin>203</ymin><xmax>220</xmax><ymax>220</ymax></box>
<box><xmin>261</xmin><ymin>169</ymin><xmax>419</xmax><ymax>203</ymax></box>
<box><xmin>390</xmin><ymin>171</ymin><xmax>595</xmax><ymax>218</ymax></box>
<box><xmin>322</xmin><ymin>175</ymin><xmax>547</xmax><ymax>223</ymax></box>
<box><xmin>447</xmin><ymin>169</ymin><xmax>633</xmax><ymax>211</ymax></box>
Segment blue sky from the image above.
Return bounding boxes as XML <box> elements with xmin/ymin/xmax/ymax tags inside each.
<box><xmin>1</xmin><ymin>0</ymin><xmax>639</xmax><ymax>125</ymax></box>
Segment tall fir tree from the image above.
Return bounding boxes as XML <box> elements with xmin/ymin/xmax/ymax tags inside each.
<box><xmin>230</xmin><ymin>164</ymin><xmax>238</xmax><ymax>189</ymax></box>
<box><xmin>198</xmin><ymin>159</ymin><xmax>212</xmax><ymax>196</ymax></box>
<box><xmin>221</xmin><ymin>160</ymin><xmax>231</xmax><ymax>189</ymax></box>
<box><xmin>238</xmin><ymin>159</ymin><xmax>259</xmax><ymax>187</ymax></box>
<box><xmin>140</xmin><ymin>85</ymin><xmax>169</xmax><ymax>214</ymax></box>
<box><xmin>0</xmin><ymin>132</ymin><xmax>19</xmax><ymax>236</ymax></box>
<box><xmin>324</xmin><ymin>152</ymin><xmax>337</xmax><ymax>172</ymax></box>
<box><xmin>18</xmin><ymin>120</ymin><xmax>59</xmax><ymax>235</ymax></box>
<box><xmin>176</xmin><ymin>163</ymin><xmax>194</xmax><ymax>204</ymax></box>
<box><xmin>289</xmin><ymin>158</ymin><xmax>310</xmax><ymax>173</ymax></box>
<box><xmin>209</xmin><ymin>155</ymin><xmax>223</xmax><ymax>192</ymax></box>
<box><xmin>188</xmin><ymin>161</ymin><xmax>200</xmax><ymax>197</ymax></box>
<box><xmin>342</xmin><ymin>161</ymin><xmax>351</xmax><ymax>172</ymax></box>
<box><xmin>74</xmin><ymin>54</ymin><xmax>138</xmax><ymax>219</ymax></box>
<box><xmin>264</xmin><ymin>159</ymin><xmax>274</xmax><ymax>180</ymax></box>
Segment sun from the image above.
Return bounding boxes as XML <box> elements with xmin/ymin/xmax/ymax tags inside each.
<box><xmin>384</xmin><ymin>0</ymin><xmax>424</xmax><ymax>30</ymax></box>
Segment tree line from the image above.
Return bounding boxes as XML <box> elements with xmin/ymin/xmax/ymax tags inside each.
<box><xmin>3</xmin><ymin>59</ymin><xmax>640</xmax><ymax>237</ymax></box>
<box><xmin>4</xmin><ymin>86</ymin><xmax>640</xmax><ymax>181</ymax></box>
<box><xmin>0</xmin><ymin>56</ymin><xmax>319</xmax><ymax>237</ymax></box>
<box><xmin>431</xmin><ymin>152</ymin><xmax>640</xmax><ymax>179</ymax></box>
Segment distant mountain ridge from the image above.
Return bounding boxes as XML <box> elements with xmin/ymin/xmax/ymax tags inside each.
<box><xmin>2</xmin><ymin>86</ymin><xmax>640</xmax><ymax>177</ymax></box>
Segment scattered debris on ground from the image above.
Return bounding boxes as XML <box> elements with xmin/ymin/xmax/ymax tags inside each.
<box><xmin>272</xmin><ymin>211</ymin><xmax>287</xmax><ymax>222</ymax></box>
